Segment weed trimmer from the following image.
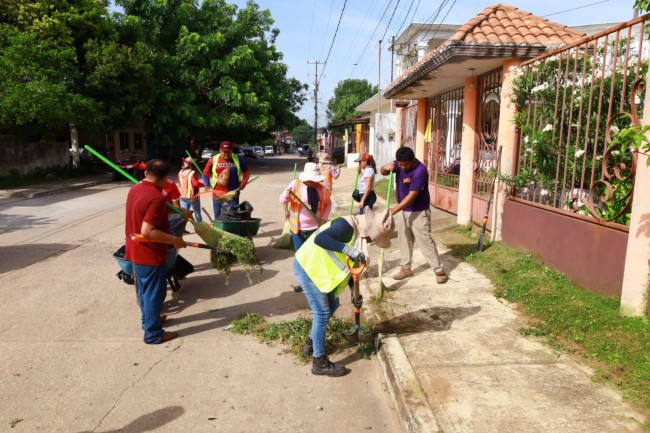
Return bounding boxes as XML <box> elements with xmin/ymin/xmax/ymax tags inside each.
<box><xmin>346</xmin><ymin>257</ymin><xmax>372</xmax><ymax>342</ymax></box>
<box><xmin>84</xmin><ymin>145</ymin><xmax>245</xmax><ymax>247</ymax></box>
<box><xmin>376</xmin><ymin>171</ymin><xmax>394</xmax><ymax>300</ymax></box>
<box><xmin>478</xmin><ymin>146</ymin><xmax>502</xmax><ymax>252</ymax></box>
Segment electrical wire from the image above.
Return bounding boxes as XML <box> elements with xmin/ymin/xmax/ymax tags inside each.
<box><xmin>381</xmin><ymin>0</ymin><xmax>403</xmax><ymax>42</ymax></box>
<box><xmin>319</xmin><ymin>0</ymin><xmax>350</xmax><ymax>81</ymax></box>
<box><xmin>542</xmin><ymin>0</ymin><xmax>610</xmax><ymax>18</ymax></box>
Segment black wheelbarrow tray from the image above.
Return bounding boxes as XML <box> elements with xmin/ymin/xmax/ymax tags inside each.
<box><xmin>212</xmin><ymin>218</ymin><xmax>261</xmax><ymax>238</ymax></box>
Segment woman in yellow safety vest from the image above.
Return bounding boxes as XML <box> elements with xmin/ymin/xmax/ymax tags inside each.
<box><xmin>178</xmin><ymin>158</ymin><xmax>204</xmax><ymax>221</ymax></box>
<box><xmin>293</xmin><ymin>207</ymin><xmax>394</xmax><ymax>377</ymax></box>
<box><xmin>280</xmin><ymin>162</ymin><xmax>332</xmax><ymax>292</ymax></box>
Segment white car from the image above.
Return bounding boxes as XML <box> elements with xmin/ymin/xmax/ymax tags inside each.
<box><xmin>253</xmin><ymin>146</ymin><xmax>264</xmax><ymax>158</ymax></box>
<box><xmin>264</xmin><ymin>145</ymin><xmax>274</xmax><ymax>156</ymax></box>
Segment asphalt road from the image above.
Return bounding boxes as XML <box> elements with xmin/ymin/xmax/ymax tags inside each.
<box><xmin>0</xmin><ymin>155</ymin><xmax>400</xmax><ymax>432</ymax></box>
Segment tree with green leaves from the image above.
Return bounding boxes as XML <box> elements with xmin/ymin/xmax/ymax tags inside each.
<box><xmin>0</xmin><ymin>0</ymin><xmax>153</xmax><ymax>139</ymax></box>
<box><xmin>292</xmin><ymin>120</ymin><xmax>314</xmax><ymax>144</ymax></box>
<box><xmin>326</xmin><ymin>79</ymin><xmax>377</xmax><ymax>123</ymax></box>
<box><xmin>114</xmin><ymin>0</ymin><xmax>308</xmax><ymax>145</ymax></box>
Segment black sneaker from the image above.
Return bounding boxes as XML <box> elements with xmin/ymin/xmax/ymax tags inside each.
<box><xmin>293</xmin><ymin>285</ymin><xmax>303</xmax><ymax>293</ymax></box>
<box><xmin>311</xmin><ymin>356</ymin><xmax>348</xmax><ymax>377</ymax></box>
<box><xmin>302</xmin><ymin>337</ymin><xmax>313</xmax><ymax>357</ymax></box>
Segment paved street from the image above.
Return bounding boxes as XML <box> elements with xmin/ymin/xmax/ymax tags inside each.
<box><xmin>0</xmin><ymin>155</ymin><xmax>400</xmax><ymax>432</ymax></box>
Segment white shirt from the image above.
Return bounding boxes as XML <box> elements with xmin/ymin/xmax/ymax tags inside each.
<box><xmin>357</xmin><ymin>167</ymin><xmax>375</xmax><ymax>193</ymax></box>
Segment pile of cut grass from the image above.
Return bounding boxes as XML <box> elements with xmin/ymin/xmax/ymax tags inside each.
<box><xmin>230</xmin><ymin>313</ymin><xmax>374</xmax><ymax>360</ymax></box>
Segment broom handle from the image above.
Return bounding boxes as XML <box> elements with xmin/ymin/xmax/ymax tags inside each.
<box><xmin>288</xmin><ymin>190</ymin><xmax>323</xmax><ymax>225</ymax></box>
<box><xmin>130</xmin><ymin>234</ymin><xmax>226</xmax><ymax>252</ymax></box>
<box><xmin>185</xmin><ymin>150</ymin><xmax>203</xmax><ymax>174</ymax></box>
<box><xmin>386</xmin><ymin>171</ymin><xmax>394</xmax><ymax>208</ymax></box>
<box><xmin>85</xmin><ymin>145</ymin><xmax>191</xmax><ymax>221</ymax></box>
<box><xmin>349</xmin><ymin>169</ymin><xmax>360</xmax><ymax>215</ymax></box>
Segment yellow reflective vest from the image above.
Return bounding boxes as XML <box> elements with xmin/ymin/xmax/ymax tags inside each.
<box><xmin>210</xmin><ymin>153</ymin><xmax>242</xmax><ymax>189</ymax></box>
<box><xmin>295</xmin><ymin>219</ymin><xmax>354</xmax><ymax>295</ymax></box>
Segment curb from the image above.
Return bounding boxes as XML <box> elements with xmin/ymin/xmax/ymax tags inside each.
<box><xmin>375</xmin><ymin>334</ymin><xmax>441</xmax><ymax>433</ymax></box>
<box><xmin>1</xmin><ymin>177</ymin><xmax>115</xmax><ymax>199</ymax></box>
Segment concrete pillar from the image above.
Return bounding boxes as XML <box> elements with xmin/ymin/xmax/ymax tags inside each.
<box><xmin>493</xmin><ymin>59</ymin><xmax>523</xmax><ymax>241</ymax></box>
<box><xmin>620</xmin><ymin>69</ymin><xmax>650</xmax><ymax>317</ymax></box>
<box><xmin>416</xmin><ymin>98</ymin><xmax>427</xmax><ymax>161</ymax></box>
<box><xmin>457</xmin><ymin>76</ymin><xmax>478</xmax><ymax>225</ymax></box>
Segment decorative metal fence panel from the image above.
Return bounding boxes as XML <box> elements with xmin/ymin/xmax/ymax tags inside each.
<box><xmin>427</xmin><ymin>88</ymin><xmax>464</xmax><ymax>190</ymax></box>
<box><xmin>474</xmin><ymin>68</ymin><xmax>503</xmax><ymax>196</ymax></box>
<box><xmin>511</xmin><ymin>16</ymin><xmax>649</xmax><ymax>227</ymax></box>
<box><xmin>401</xmin><ymin>104</ymin><xmax>418</xmax><ymax>150</ymax></box>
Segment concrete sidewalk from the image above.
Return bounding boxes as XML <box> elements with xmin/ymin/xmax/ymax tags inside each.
<box><xmin>329</xmin><ymin>167</ymin><xmax>646</xmax><ymax>433</ymax></box>
<box><xmin>0</xmin><ymin>173</ymin><xmax>114</xmax><ymax>199</ymax></box>
<box><xmin>5</xmin><ymin>168</ymin><xmax>647</xmax><ymax>432</ymax></box>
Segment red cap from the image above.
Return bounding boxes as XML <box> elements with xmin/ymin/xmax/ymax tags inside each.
<box><xmin>354</xmin><ymin>152</ymin><xmax>372</xmax><ymax>162</ymax></box>
<box><xmin>220</xmin><ymin>141</ymin><xmax>233</xmax><ymax>151</ymax></box>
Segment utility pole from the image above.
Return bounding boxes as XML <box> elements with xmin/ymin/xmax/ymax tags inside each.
<box><xmin>376</xmin><ymin>40</ymin><xmax>382</xmax><ymax>153</ymax></box>
<box><xmin>308</xmin><ymin>61</ymin><xmax>322</xmax><ymax>149</ymax></box>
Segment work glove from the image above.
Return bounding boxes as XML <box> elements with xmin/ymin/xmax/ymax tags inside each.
<box><xmin>343</xmin><ymin>245</ymin><xmax>366</xmax><ymax>265</ymax></box>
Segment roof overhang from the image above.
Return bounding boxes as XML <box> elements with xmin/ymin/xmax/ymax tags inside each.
<box><xmin>328</xmin><ymin>118</ymin><xmax>369</xmax><ymax>129</ymax></box>
<box><xmin>384</xmin><ymin>41</ymin><xmax>549</xmax><ymax>99</ymax></box>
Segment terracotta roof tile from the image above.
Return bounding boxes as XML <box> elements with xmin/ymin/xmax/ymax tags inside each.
<box><xmin>384</xmin><ymin>3</ymin><xmax>587</xmax><ymax>96</ymax></box>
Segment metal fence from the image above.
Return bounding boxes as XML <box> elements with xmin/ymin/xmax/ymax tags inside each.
<box><xmin>512</xmin><ymin>15</ymin><xmax>649</xmax><ymax>227</ymax></box>
<box><xmin>426</xmin><ymin>87</ymin><xmax>464</xmax><ymax>189</ymax></box>
<box><xmin>475</xmin><ymin>68</ymin><xmax>503</xmax><ymax>196</ymax></box>
<box><xmin>400</xmin><ymin>104</ymin><xmax>418</xmax><ymax>150</ymax></box>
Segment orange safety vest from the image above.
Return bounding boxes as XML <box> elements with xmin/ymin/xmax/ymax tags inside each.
<box><xmin>320</xmin><ymin>165</ymin><xmax>334</xmax><ymax>201</ymax></box>
<box><xmin>178</xmin><ymin>168</ymin><xmax>197</xmax><ymax>199</ymax></box>
<box><xmin>288</xmin><ymin>180</ymin><xmax>328</xmax><ymax>234</ymax></box>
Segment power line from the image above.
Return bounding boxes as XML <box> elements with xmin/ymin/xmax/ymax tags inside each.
<box><xmin>542</xmin><ymin>0</ymin><xmax>610</xmax><ymax>18</ymax></box>
<box><xmin>320</xmin><ymin>0</ymin><xmax>350</xmax><ymax>81</ymax></box>
<box><xmin>381</xmin><ymin>0</ymin><xmax>403</xmax><ymax>42</ymax></box>
<box><xmin>394</xmin><ymin>0</ymin><xmax>419</xmax><ymax>40</ymax></box>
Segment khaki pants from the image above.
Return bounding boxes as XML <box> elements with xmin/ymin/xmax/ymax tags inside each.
<box><xmin>396</xmin><ymin>208</ymin><xmax>443</xmax><ymax>270</ymax></box>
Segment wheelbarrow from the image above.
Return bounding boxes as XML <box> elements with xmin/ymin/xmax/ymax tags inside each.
<box><xmin>212</xmin><ymin>218</ymin><xmax>261</xmax><ymax>238</ymax></box>
<box><xmin>113</xmin><ymin>245</ymin><xmax>193</xmax><ymax>292</ymax></box>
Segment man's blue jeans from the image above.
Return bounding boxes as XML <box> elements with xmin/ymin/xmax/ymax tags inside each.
<box><xmin>293</xmin><ymin>258</ymin><xmax>339</xmax><ymax>357</ymax></box>
<box><xmin>180</xmin><ymin>197</ymin><xmax>202</xmax><ymax>222</ymax></box>
<box><xmin>133</xmin><ymin>264</ymin><xmax>168</xmax><ymax>344</ymax></box>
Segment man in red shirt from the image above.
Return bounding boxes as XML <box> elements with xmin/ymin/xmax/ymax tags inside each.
<box><xmin>125</xmin><ymin>160</ymin><xmax>186</xmax><ymax>344</ymax></box>
<box><xmin>202</xmin><ymin>140</ymin><xmax>250</xmax><ymax>218</ymax></box>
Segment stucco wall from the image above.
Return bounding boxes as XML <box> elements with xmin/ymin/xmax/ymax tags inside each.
<box><xmin>0</xmin><ymin>135</ymin><xmax>68</xmax><ymax>176</ymax></box>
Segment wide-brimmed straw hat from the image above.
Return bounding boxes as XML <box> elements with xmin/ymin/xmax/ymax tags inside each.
<box><xmin>298</xmin><ymin>162</ymin><xmax>325</xmax><ymax>182</ymax></box>
<box><xmin>319</xmin><ymin>152</ymin><xmax>332</xmax><ymax>164</ymax></box>
<box><xmin>363</xmin><ymin>207</ymin><xmax>394</xmax><ymax>248</ymax></box>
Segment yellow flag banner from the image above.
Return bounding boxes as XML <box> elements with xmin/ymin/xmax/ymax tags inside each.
<box><xmin>424</xmin><ymin>119</ymin><xmax>432</xmax><ymax>142</ymax></box>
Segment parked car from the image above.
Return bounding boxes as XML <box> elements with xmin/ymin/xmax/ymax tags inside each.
<box><xmin>253</xmin><ymin>146</ymin><xmax>264</xmax><ymax>158</ymax></box>
<box><xmin>201</xmin><ymin>142</ymin><xmax>244</xmax><ymax>162</ymax></box>
<box><xmin>264</xmin><ymin>145</ymin><xmax>274</xmax><ymax>156</ymax></box>
<box><xmin>241</xmin><ymin>146</ymin><xmax>257</xmax><ymax>158</ymax></box>
<box><xmin>297</xmin><ymin>145</ymin><xmax>311</xmax><ymax>156</ymax></box>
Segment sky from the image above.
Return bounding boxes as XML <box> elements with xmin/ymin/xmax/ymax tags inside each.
<box><xmin>112</xmin><ymin>0</ymin><xmax>640</xmax><ymax>127</ymax></box>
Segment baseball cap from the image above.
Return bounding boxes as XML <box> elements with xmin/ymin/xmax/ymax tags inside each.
<box><xmin>220</xmin><ymin>141</ymin><xmax>233</xmax><ymax>151</ymax></box>
<box><xmin>354</xmin><ymin>153</ymin><xmax>372</xmax><ymax>162</ymax></box>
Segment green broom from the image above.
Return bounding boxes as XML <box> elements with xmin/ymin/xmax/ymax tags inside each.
<box><xmin>274</xmin><ymin>163</ymin><xmax>297</xmax><ymax>250</ymax></box>
<box><xmin>376</xmin><ymin>171</ymin><xmax>394</xmax><ymax>300</ymax></box>
<box><xmin>349</xmin><ymin>169</ymin><xmax>360</xmax><ymax>215</ymax></box>
<box><xmin>85</xmin><ymin>145</ymin><xmax>261</xmax><ymax>280</ymax></box>
<box><xmin>184</xmin><ymin>150</ymin><xmax>203</xmax><ymax>174</ymax></box>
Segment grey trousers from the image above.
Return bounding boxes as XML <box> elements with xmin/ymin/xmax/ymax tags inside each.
<box><xmin>396</xmin><ymin>208</ymin><xmax>443</xmax><ymax>270</ymax></box>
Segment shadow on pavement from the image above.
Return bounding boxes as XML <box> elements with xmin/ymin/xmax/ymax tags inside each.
<box><xmin>0</xmin><ymin>243</ymin><xmax>76</xmax><ymax>274</ymax></box>
<box><xmin>77</xmin><ymin>405</ymin><xmax>184</xmax><ymax>433</ymax></box>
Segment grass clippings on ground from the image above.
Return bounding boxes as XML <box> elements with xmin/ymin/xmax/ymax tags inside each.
<box><xmin>229</xmin><ymin>313</ymin><xmax>374</xmax><ymax>360</ymax></box>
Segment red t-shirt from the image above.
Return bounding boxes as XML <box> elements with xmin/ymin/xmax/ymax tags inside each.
<box><xmin>125</xmin><ymin>181</ymin><xmax>170</xmax><ymax>266</ymax></box>
<box><xmin>161</xmin><ymin>177</ymin><xmax>181</xmax><ymax>204</ymax></box>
